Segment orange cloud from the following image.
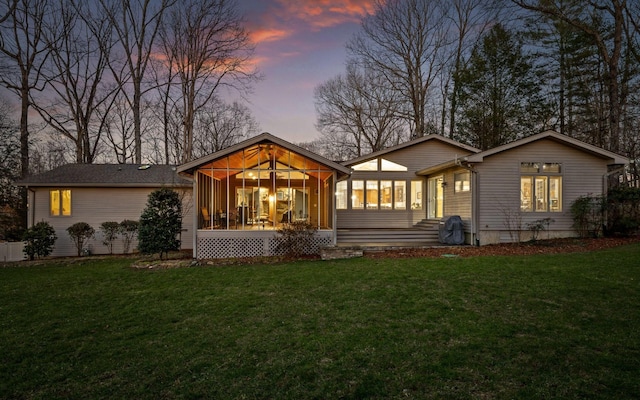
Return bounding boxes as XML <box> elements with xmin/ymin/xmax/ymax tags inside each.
<box><xmin>249</xmin><ymin>27</ymin><xmax>292</xmax><ymax>44</ymax></box>
<box><xmin>275</xmin><ymin>0</ymin><xmax>376</xmax><ymax>29</ymax></box>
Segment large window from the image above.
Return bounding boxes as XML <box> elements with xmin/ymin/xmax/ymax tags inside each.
<box><xmin>50</xmin><ymin>189</ymin><xmax>71</xmax><ymax>216</ymax></box>
<box><xmin>343</xmin><ymin>180</ymin><xmax>414</xmax><ymax>210</ymax></box>
<box><xmin>520</xmin><ymin>163</ymin><xmax>562</xmax><ymax>212</ymax></box>
<box><xmin>411</xmin><ymin>181</ymin><xmax>423</xmax><ymax>210</ymax></box>
<box><xmin>336</xmin><ymin>181</ymin><xmax>347</xmax><ymax>210</ymax></box>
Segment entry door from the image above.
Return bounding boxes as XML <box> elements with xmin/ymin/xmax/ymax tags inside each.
<box><xmin>428</xmin><ymin>176</ymin><xmax>444</xmax><ymax>219</ymax></box>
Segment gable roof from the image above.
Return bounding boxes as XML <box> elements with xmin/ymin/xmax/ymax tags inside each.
<box><xmin>466</xmin><ymin>130</ymin><xmax>629</xmax><ymax>165</ymax></box>
<box><xmin>343</xmin><ymin>134</ymin><xmax>481</xmax><ymax>167</ymax></box>
<box><xmin>177</xmin><ymin>132</ymin><xmax>352</xmax><ymax>178</ymax></box>
<box><xmin>16</xmin><ymin>164</ymin><xmax>191</xmax><ymax>188</ymax></box>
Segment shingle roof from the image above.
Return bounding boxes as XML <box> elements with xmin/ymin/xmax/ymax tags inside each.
<box><xmin>16</xmin><ymin>164</ymin><xmax>192</xmax><ymax>188</ymax></box>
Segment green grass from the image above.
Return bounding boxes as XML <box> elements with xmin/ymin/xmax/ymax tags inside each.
<box><xmin>1</xmin><ymin>244</ymin><xmax>639</xmax><ymax>399</ymax></box>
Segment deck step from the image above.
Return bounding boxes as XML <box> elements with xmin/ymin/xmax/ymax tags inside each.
<box><xmin>337</xmin><ymin>228</ymin><xmax>440</xmax><ymax>247</ymax></box>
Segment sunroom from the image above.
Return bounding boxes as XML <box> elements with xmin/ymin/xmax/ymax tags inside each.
<box><xmin>177</xmin><ymin>133</ymin><xmax>351</xmax><ymax>259</ymax></box>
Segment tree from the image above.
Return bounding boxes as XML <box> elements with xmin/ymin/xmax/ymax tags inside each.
<box><xmin>0</xmin><ymin>100</ymin><xmax>23</xmax><ymax>240</ymax></box>
<box><xmin>99</xmin><ymin>0</ymin><xmax>174</xmax><ymax>164</ymax></box>
<box><xmin>100</xmin><ymin>221</ymin><xmax>119</xmax><ymax>254</ymax></box>
<box><xmin>454</xmin><ymin>24</ymin><xmax>550</xmax><ymax>149</ymax></box>
<box><xmin>191</xmin><ymin>98</ymin><xmax>259</xmax><ymax>159</ymax></box>
<box><xmin>511</xmin><ymin>0</ymin><xmax>635</xmax><ymax>154</ymax></box>
<box><xmin>33</xmin><ymin>0</ymin><xmax>116</xmax><ymax>163</ymax></box>
<box><xmin>314</xmin><ymin>62</ymin><xmax>408</xmax><ymax>159</ymax></box>
<box><xmin>347</xmin><ymin>0</ymin><xmax>450</xmax><ymax>137</ymax></box>
<box><xmin>67</xmin><ymin>222</ymin><xmax>95</xmax><ymax>256</ymax></box>
<box><xmin>158</xmin><ymin>0</ymin><xmax>259</xmax><ymax>163</ymax></box>
<box><xmin>22</xmin><ymin>221</ymin><xmax>56</xmax><ymax>260</ymax></box>
<box><xmin>444</xmin><ymin>0</ymin><xmax>493</xmax><ymax>137</ymax></box>
<box><xmin>0</xmin><ymin>0</ymin><xmax>51</xmax><ymax>178</ymax></box>
<box><xmin>138</xmin><ymin>188</ymin><xmax>181</xmax><ymax>259</ymax></box>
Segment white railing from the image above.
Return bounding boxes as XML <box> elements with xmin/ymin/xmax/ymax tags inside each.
<box><xmin>0</xmin><ymin>241</ymin><xmax>26</xmax><ymax>262</ymax></box>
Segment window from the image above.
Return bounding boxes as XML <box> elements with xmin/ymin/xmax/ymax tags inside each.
<box><xmin>380</xmin><ymin>158</ymin><xmax>407</xmax><ymax>171</ymax></box>
<box><xmin>352</xmin><ymin>158</ymin><xmax>408</xmax><ymax>171</ymax></box>
<box><xmin>352</xmin><ymin>159</ymin><xmax>378</xmax><ymax>171</ymax></box>
<box><xmin>352</xmin><ymin>180</ymin><xmax>364</xmax><ymax>209</ymax></box>
<box><xmin>380</xmin><ymin>181</ymin><xmax>392</xmax><ymax>209</ymax></box>
<box><xmin>366</xmin><ymin>181</ymin><xmax>378</xmax><ymax>209</ymax></box>
<box><xmin>454</xmin><ymin>172</ymin><xmax>470</xmax><ymax>192</ymax></box>
<box><xmin>410</xmin><ymin>181</ymin><xmax>422</xmax><ymax>209</ymax></box>
<box><xmin>394</xmin><ymin>181</ymin><xmax>406</xmax><ymax>210</ymax></box>
<box><xmin>336</xmin><ymin>181</ymin><xmax>347</xmax><ymax>210</ymax></box>
<box><xmin>520</xmin><ymin>162</ymin><xmax>562</xmax><ymax>212</ymax></box>
<box><xmin>50</xmin><ymin>189</ymin><xmax>71</xmax><ymax>216</ymax></box>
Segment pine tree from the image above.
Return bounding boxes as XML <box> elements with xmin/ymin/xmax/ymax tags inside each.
<box><xmin>138</xmin><ymin>188</ymin><xmax>182</xmax><ymax>259</ymax></box>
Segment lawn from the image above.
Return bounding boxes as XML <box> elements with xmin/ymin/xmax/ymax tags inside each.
<box><xmin>1</xmin><ymin>244</ymin><xmax>639</xmax><ymax>399</ymax></box>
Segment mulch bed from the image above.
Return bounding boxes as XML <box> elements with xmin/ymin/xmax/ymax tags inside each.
<box><xmin>363</xmin><ymin>236</ymin><xmax>640</xmax><ymax>259</ymax></box>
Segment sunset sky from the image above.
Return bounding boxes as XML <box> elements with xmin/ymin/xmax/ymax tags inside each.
<box><xmin>238</xmin><ymin>0</ymin><xmax>375</xmax><ymax>143</ymax></box>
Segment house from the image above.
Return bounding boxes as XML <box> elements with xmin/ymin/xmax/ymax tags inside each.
<box><xmin>17</xmin><ymin>164</ymin><xmax>193</xmax><ymax>257</ymax></box>
<box><xmin>416</xmin><ymin>130</ymin><xmax>629</xmax><ymax>244</ymax></box>
<box><xmin>177</xmin><ymin>133</ymin><xmax>351</xmax><ymax>259</ymax></box>
<box><xmin>16</xmin><ymin>130</ymin><xmax>628</xmax><ymax>259</ymax></box>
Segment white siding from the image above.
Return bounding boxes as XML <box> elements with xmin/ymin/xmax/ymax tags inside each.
<box><xmin>475</xmin><ymin>139</ymin><xmax>609</xmax><ymax>244</ymax></box>
<box><xmin>30</xmin><ymin>187</ymin><xmax>194</xmax><ymax>257</ymax></box>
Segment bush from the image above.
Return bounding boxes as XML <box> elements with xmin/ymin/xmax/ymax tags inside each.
<box><xmin>22</xmin><ymin>221</ymin><xmax>57</xmax><ymax>260</ymax></box>
<box><xmin>275</xmin><ymin>220</ymin><xmax>319</xmax><ymax>256</ymax></box>
<box><xmin>67</xmin><ymin>222</ymin><xmax>95</xmax><ymax>257</ymax></box>
<box><xmin>100</xmin><ymin>221</ymin><xmax>120</xmax><ymax>254</ymax></box>
<box><xmin>526</xmin><ymin>218</ymin><xmax>555</xmax><ymax>241</ymax></box>
<box><xmin>571</xmin><ymin>195</ymin><xmax>605</xmax><ymax>238</ymax></box>
<box><xmin>606</xmin><ymin>186</ymin><xmax>640</xmax><ymax>236</ymax></box>
<box><xmin>138</xmin><ymin>188</ymin><xmax>182</xmax><ymax>259</ymax></box>
<box><xmin>119</xmin><ymin>219</ymin><xmax>139</xmax><ymax>254</ymax></box>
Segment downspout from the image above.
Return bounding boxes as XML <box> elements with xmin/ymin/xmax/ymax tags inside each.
<box><xmin>26</xmin><ymin>186</ymin><xmax>35</xmax><ymax>228</ymax></box>
<box><xmin>192</xmin><ymin>173</ymin><xmax>198</xmax><ymax>259</ymax></box>
<box><xmin>455</xmin><ymin>158</ymin><xmax>479</xmax><ymax>246</ymax></box>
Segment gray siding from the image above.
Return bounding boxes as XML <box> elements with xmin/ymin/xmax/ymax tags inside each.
<box><xmin>442</xmin><ymin>167</ymin><xmax>472</xmax><ymax>220</ymax></box>
<box><xmin>338</xmin><ymin>140</ymin><xmax>475</xmax><ymax>229</ymax></box>
<box><xmin>474</xmin><ymin>139</ymin><xmax>609</xmax><ymax>244</ymax></box>
<box><xmin>30</xmin><ymin>187</ymin><xmax>194</xmax><ymax>257</ymax></box>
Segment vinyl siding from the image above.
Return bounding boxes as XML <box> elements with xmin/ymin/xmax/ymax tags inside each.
<box><xmin>30</xmin><ymin>187</ymin><xmax>194</xmax><ymax>257</ymax></box>
<box><xmin>474</xmin><ymin>139</ymin><xmax>609</xmax><ymax>244</ymax></box>
<box><xmin>338</xmin><ymin>141</ymin><xmax>475</xmax><ymax>229</ymax></box>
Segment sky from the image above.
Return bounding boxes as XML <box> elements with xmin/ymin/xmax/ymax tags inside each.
<box><xmin>237</xmin><ymin>0</ymin><xmax>376</xmax><ymax>143</ymax></box>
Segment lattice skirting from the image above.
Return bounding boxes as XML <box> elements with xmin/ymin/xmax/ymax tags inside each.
<box><xmin>196</xmin><ymin>231</ymin><xmax>334</xmax><ymax>259</ymax></box>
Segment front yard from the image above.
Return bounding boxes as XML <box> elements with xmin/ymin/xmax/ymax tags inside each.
<box><xmin>1</xmin><ymin>242</ymin><xmax>639</xmax><ymax>399</ymax></box>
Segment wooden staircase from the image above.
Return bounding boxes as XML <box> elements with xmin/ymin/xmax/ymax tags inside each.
<box><xmin>336</xmin><ymin>219</ymin><xmax>441</xmax><ymax>248</ymax></box>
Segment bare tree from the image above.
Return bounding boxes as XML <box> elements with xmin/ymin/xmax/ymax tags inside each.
<box><xmin>0</xmin><ymin>0</ymin><xmax>17</xmax><ymax>24</ymax></box>
<box><xmin>0</xmin><ymin>0</ymin><xmax>51</xmax><ymax>178</ymax></box>
<box><xmin>347</xmin><ymin>0</ymin><xmax>451</xmax><ymax>138</ymax></box>
<box><xmin>192</xmin><ymin>97</ymin><xmax>259</xmax><ymax>158</ymax></box>
<box><xmin>159</xmin><ymin>0</ymin><xmax>259</xmax><ymax>163</ymax></box>
<box><xmin>99</xmin><ymin>0</ymin><xmax>174</xmax><ymax>164</ymax></box>
<box><xmin>99</xmin><ymin>90</ymin><xmax>136</xmax><ymax>163</ymax></box>
<box><xmin>444</xmin><ymin>0</ymin><xmax>493</xmax><ymax>137</ymax></box>
<box><xmin>33</xmin><ymin>0</ymin><xmax>116</xmax><ymax>163</ymax></box>
<box><xmin>314</xmin><ymin>62</ymin><xmax>408</xmax><ymax>159</ymax></box>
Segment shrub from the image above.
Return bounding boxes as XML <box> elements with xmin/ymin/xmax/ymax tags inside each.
<box><xmin>605</xmin><ymin>186</ymin><xmax>640</xmax><ymax>236</ymax></box>
<box><xmin>526</xmin><ymin>218</ymin><xmax>554</xmax><ymax>241</ymax></box>
<box><xmin>22</xmin><ymin>221</ymin><xmax>57</xmax><ymax>260</ymax></box>
<box><xmin>275</xmin><ymin>220</ymin><xmax>319</xmax><ymax>256</ymax></box>
<box><xmin>67</xmin><ymin>222</ymin><xmax>95</xmax><ymax>257</ymax></box>
<box><xmin>119</xmin><ymin>219</ymin><xmax>139</xmax><ymax>254</ymax></box>
<box><xmin>138</xmin><ymin>188</ymin><xmax>182</xmax><ymax>259</ymax></box>
<box><xmin>571</xmin><ymin>195</ymin><xmax>605</xmax><ymax>238</ymax></box>
<box><xmin>100</xmin><ymin>221</ymin><xmax>120</xmax><ymax>254</ymax></box>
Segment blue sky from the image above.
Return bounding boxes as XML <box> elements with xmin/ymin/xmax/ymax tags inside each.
<box><xmin>238</xmin><ymin>0</ymin><xmax>375</xmax><ymax>142</ymax></box>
